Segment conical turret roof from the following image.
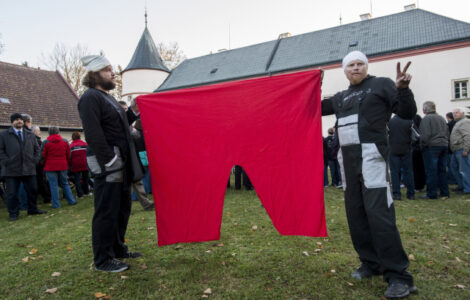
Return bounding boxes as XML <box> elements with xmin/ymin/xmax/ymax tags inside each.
<box><xmin>123</xmin><ymin>27</ymin><xmax>170</xmax><ymax>73</ymax></box>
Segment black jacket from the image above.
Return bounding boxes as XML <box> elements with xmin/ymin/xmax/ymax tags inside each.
<box><xmin>388</xmin><ymin>115</ymin><xmax>413</xmax><ymax>155</ymax></box>
<box><xmin>78</xmin><ymin>88</ymin><xmax>138</xmax><ymax>167</ymax></box>
<box><xmin>0</xmin><ymin>127</ymin><xmax>40</xmax><ymax>176</ymax></box>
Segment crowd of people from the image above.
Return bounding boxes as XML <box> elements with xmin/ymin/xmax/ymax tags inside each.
<box><xmin>324</xmin><ymin>103</ymin><xmax>470</xmax><ymax>199</ymax></box>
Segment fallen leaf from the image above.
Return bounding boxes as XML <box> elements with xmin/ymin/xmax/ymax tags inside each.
<box><xmin>226</xmin><ymin>213</ymin><xmax>230</xmax><ymax>217</ymax></box>
<box><xmin>22</xmin><ymin>257</ymin><xmax>29</xmax><ymax>263</ymax></box>
<box><xmin>231</xmin><ymin>253</ymin><xmax>237</xmax><ymax>256</ymax></box>
<box><xmin>45</xmin><ymin>287</ymin><xmax>58</xmax><ymax>294</ymax></box>
<box><xmin>203</xmin><ymin>288</ymin><xmax>212</xmax><ymax>294</ymax></box>
<box><xmin>66</xmin><ymin>245</ymin><xmax>72</xmax><ymax>251</ymax></box>
<box><xmin>94</xmin><ymin>292</ymin><xmax>107</xmax><ymax>298</ymax></box>
<box><xmin>104</xmin><ymin>295</ymin><xmax>111</xmax><ymax>300</ymax></box>
<box><xmin>147</xmin><ymin>227</ymin><xmax>153</xmax><ymax>230</ymax></box>
<box><xmin>449</xmin><ymin>224</ymin><xmax>458</xmax><ymax>227</ymax></box>
<box><xmin>443</xmin><ymin>245</ymin><xmax>450</xmax><ymax>249</ymax></box>
<box><xmin>51</xmin><ymin>272</ymin><xmax>61</xmax><ymax>277</ymax></box>
<box><xmin>29</xmin><ymin>248</ymin><xmax>38</xmax><ymax>255</ymax></box>
<box><xmin>409</xmin><ymin>217</ymin><xmax>415</xmax><ymax>223</ymax></box>
<box><xmin>314</xmin><ymin>249</ymin><xmax>321</xmax><ymax>252</ymax></box>
<box><xmin>464</xmin><ymin>252</ymin><xmax>470</xmax><ymax>255</ymax></box>
<box><xmin>109</xmin><ymin>287</ymin><xmax>115</xmax><ymax>290</ymax></box>
<box><xmin>456</xmin><ymin>257</ymin><xmax>462</xmax><ymax>262</ymax></box>
<box><xmin>217</xmin><ymin>243</ymin><xmax>224</xmax><ymax>247</ymax></box>
<box><xmin>38</xmin><ymin>256</ymin><xmax>44</xmax><ymax>259</ymax></box>
<box><xmin>202</xmin><ymin>295</ymin><xmax>209</xmax><ymax>298</ymax></box>
<box><xmin>302</xmin><ymin>251</ymin><xmax>309</xmax><ymax>256</ymax></box>
<box><xmin>455</xmin><ymin>284</ymin><xmax>466</xmax><ymax>289</ymax></box>
<box><xmin>141</xmin><ymin>265</ymin><xmax>148</xmax><ymax>270</ymax></box>
<box><xmin>316</xmin><ymin>242</ymin><xmax>323</xmax><ymax>249</ymax></box>
<box><xmin>121</xmin><ymin>275</ymin><xmax>129</xmax><ymax>279</ymax></box>
<box><xmin>408</xmin><ymin>254</ymin><xmax>415</xmax><ymax>261</ymax></box>
<box><xmin>347</xmin><ymin>282</ymin><xmax>354</xmax><ymax>286</ymax></box>
<box><xmin>252</xmin><ymin>225</ymin><xmax>258</xmax><ymax>230</ymax></box>
<box><xmin>205</xmin><ymin>250</ymin><xmax>211</xmax><ymax>253</ymax></box>
<box><xmin>331</xmin><ymin>269</ymin><xmax>336</xmax><ymax>273</ymax></box>
<box><xmin>427</xmin><ymin>261</ymin><xmax>434</xmax><ymax>265</ymax></box>
<box><xmin>221</xmin><ymin>261</ymin><xmax>226</xmax><ymax>266</ymax></box>
<box><xmin>141</xmin><ymin>218</ymin><xmax>145</xmax><ymax>222</ymax></box>
<box><xmin>174</xmin><ymin>245</ymin><xmax>183</xmax><ymax>250</ymax></box>
<box><xmin>124</xmin><ymin>238</ymin><xmax>128</xmax><ymax>242</ymax></box>
<box><xmin>326</xmin><ymin>273</ymin><xmax>332</xmax><ymax>277</ymax></box>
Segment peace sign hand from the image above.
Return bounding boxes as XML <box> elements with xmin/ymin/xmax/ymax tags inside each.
<box><xmin>396</xmin><ymin>61</ymin><xmax>412</xmax><ymax>89</ymax></box>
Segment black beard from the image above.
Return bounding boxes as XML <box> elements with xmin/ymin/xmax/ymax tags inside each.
<box><xmin>97</xmin><ymin>75</ymin><xmax>116</xmax><ymax>91</ymax></box>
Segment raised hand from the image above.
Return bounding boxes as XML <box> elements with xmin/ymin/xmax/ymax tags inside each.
<box><xmin>396</xmin><ymin>61</ymin><xmax>412</xmax><ymax>89</ymax></box>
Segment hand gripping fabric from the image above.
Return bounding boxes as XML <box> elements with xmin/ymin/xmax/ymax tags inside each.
<box><xmin>138</xmin><ymin>70</ymin><xmax>327</xmax><ymax>246</ymax></box>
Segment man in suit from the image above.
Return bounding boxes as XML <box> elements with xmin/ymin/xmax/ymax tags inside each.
<box><xmin>78</xmin><ymin>55</ymin><xmax>142</xmax><ymax>273</ymax></box>
<box><xmin>0</xmin><ymin>113</ymin><xmax>46</xmax><ymax>221</ymax></box>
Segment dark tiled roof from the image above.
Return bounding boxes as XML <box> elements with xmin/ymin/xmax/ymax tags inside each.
<box><xmin>158</xmin><ymin>9</ymin><xmax>470</xmax><ymax>91</ymax></box>
<box><xmin>0</xmin><ymin>61</ymin><xmax>82</xmax><ymax>129</ymax></box>
<box><xmin>123</xmin><ymin>27</ymin><xmax>170</xmax><ymax>73</ymax></box>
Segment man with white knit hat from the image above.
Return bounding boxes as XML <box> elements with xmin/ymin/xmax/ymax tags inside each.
<box><xmin>321</xmin><ymin>50</ymin><xmax>417</xmax><ymax>298</ymax></box>
<box><xmin>78</xmin><ymin>54</ymin><xmax>144</xmax><ymax>272</ymax></box>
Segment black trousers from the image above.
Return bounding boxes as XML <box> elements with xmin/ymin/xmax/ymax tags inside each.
<box><xmin>5</xmin><ymin>176</ymin><xmax>39</xmax><ymax>217</ymax></box>
<box><xmin>36</xmin><ymin>165</ymin><xmax>51</xmax><ymax>203</ymax></box>
<box><xmin>340</xmin><ymin>146</ymin><xmax>413</xmax><ymax>285</ymax></box>
<box><xmin>92</xmin><ymin>172</ymin><xmax>131</xmax><ymax>266</ymax></box>
<box><xmin>73</xmin><ymin>171</ymin><xmax>90</xmax><ymax>197</ymax></box>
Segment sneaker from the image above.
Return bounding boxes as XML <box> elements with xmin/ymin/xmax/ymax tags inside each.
<box><xmin>419</xmin><ymin>195</ymin><xmax>436</xmax><ymax>200</ymax></box>
<box><xmin>384</xmin><ymin>280</ymin><xmax>417</xmax><ymax>299</ymax></box>
<box><xmin>116</xmin><ymin>251</ymin><xmax>142</xmax><ymax>259</ymax></box>
<box><xmin>392</xmin><ymin>194</ymin><xmax>402</xmax><ymax>201</ymax></box>
<box><xmin>9</xmin><ymin>215</ymin><xmax>19</xmax><ymax>221</ymax></box>
<box><xmin>406</xmin><ymin>195</ymin><xmax>415</xmax><ymax>200</ymax></box>
<box><xmin>95</xmin><ymin>259</ymin><xmax>129</xmax><ymax>273</ymax></box>
<box><xmin>351</xmin><ymin>264</ymin><xmax>381</xmax><ymax>280</ymax></box>
<box><xmin>144</xmin><ymin>203</ymin><xmax>155</xmax><ymax>211</ymax></box>
<box><xmin>336</xmin><ymin>184</ymin><xmax>343</xmax><ymax>189</ymax></box>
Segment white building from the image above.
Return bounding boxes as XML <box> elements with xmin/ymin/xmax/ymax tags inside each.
<box><xmin>151</xmin><ymin>6</ymin><xmax>470</xmax><ymax>134</ymax></box>
<box><xmin>121</xmin><ymin>16</ymin><xmax>170</xmax><ymax>104</ymax></box>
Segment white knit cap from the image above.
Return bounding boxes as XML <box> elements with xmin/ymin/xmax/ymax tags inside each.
<box><xmin>342</xmin><ymin>51</ymin><xmax>368</xmax><ymax>70</ymax></box>
<box><xmin>81</xmin><ymin>55</ymin><xmax>111</xmax><ymax>72</ymax></box>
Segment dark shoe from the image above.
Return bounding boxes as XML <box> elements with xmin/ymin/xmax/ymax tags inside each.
<box><xmin>69</xmin><ymin>201</ymin><xmax>77</xmax><ymax>206</ymax></box>
<box><xmin>392</xmin><ymin>194</ymin><xmax>402</xmax><ymax>200</ymax></box>
<box><xmin>351</xmin><ymin>264</ymin><xmax>381</xmax><ymax>280</ymax></box>
<box><xmin>440</xmin><ymin>195</ymin><xmax>449</xmax><ymax>200</ymax></box>
<box><xmin>9</xmin><ymin>215</ymin><xmax>19</xmax><ymax>221</ymax></box>
<box><xmin>452</xmin><ymin>187</ymin><xmax>463</xmax><ymax>192</ymax></box>
<box><xmin>406</xmin><ymin>195</ymin><xmax>415</xmax><ymax>200</ymax></box>
<box><xmin>419</xmin><ymin>195</ymin><xmax>436</xmax><ymax>200</ymax></box>
<box><xmin>384</xmin><ymin>280</ymin><xmax>417</xmax><ymax>299</ymax></box>
<box><xmin>95</xmin><ymin>259</ymin><xmax>129</xmax><ymax>273</ymax></box>
<box><xmin>116</xmin><ymin>251</ymin><xmax>142</xmax><ymax>259</ymax></box>
<box><xmin>28</xmin><ymin>209</ymin><xmax>47</xmax><ymax>215</ymax></box>
<box><xmin>144</xmin><ymin>203</ymin><xmax>155</xmax><ymax>211</ymax></box>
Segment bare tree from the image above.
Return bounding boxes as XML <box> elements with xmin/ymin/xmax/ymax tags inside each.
<box><xmin>0</xmin><ymin>33</ymin><xmax>4</xmax><ymax>55</ymax></box>
<box><xmin>41</xmin><ymin>43</ymin><xmax>90</xmax><ymax>96</ymax></box>
<box><xmin>109</xmin><ymin>65</ymin><xmax>123</xmax><ymax>100</ymax></box>
<box><xmin>157</xmin><ymin>42</ymin><xmax>186</xmax><ymax>70</ymax></box>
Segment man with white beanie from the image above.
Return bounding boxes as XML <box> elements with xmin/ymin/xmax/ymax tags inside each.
<box><xmin>321</xmin><ymin>51</ymin><xmax>417</xmax><ymax>298</ymax></box>
<box><xmin>78</xmin><ymin>55</ymin><xmax>143</xmax><ymax>272</ymax></box>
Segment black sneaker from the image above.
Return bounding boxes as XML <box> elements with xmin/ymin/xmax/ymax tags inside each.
<box><xmin>384</xmin><ymin>280</ymin><xmax>417</xmax><ymax>299</ymax></box>
<box><xmin>351</xmin><ymin>264</ymin><xmax>381</xmax><ymax>280</ymax></box>
<box><xmin>392</xmin><ymin>194</ymin><xmax>402</xmax><ymax>200</ymax></box>
<box><xmin>95</xmin><ymin>259</ymin><xmax>129</xmax><ymax>273</ymax></box>
<box><xmin>116</xmin><ymin>252</ymin><xmax>142</xmax><ymax>259</ymax></box>
<box><xmin>28</xmin><ymin>209</ymin><xmax>47</xmax><ymax>215</ymax></box>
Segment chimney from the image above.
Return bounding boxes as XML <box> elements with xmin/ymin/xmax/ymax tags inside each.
<box><xmin>404</xmin><ymin>4</ymin><xmax>416</xmax><ymax>11</ymax></box>
<box><xmin>360</xmin><ymin>13</ymin><xmax>371</xmax><ymax>21</ymax></box>
<box><xmin>278</xmin><ymin>32</ymin><xmax>291</xmax><ymax>39</ymax></box>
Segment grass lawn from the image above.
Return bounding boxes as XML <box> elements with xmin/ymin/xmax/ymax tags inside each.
<box><xmin>0</xmin><ymin>183</ymin><xmax>469</xmax><ymax>299</ymax></box>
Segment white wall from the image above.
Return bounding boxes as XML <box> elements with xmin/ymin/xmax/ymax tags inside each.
<box><xmin>320</xmin><ymin>46</ymin><xmax>470</xmax><ymax>135</ymax></box>
<box><xmin>122</xmin><ymin>69</ymin><xmax>169</xmax><ymax>99</ymax></box>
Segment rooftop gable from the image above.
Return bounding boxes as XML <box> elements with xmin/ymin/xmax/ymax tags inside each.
<box><xmin>0</xmin><ymin>61</ymin><xmax>82</xmax><ymax>129</ymax></box>
<box><xmin>124</xmin><ymin>27</ymin><xmax>170</xmax><ymax>73</ymax></box>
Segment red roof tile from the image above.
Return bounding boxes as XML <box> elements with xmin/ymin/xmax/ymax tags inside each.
<box><xmin>0</xmin><ymin>61</ymin><xmax>82</xmax><ymax>129</ymax></box>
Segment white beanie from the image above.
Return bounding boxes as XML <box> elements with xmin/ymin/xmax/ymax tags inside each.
<box><xmin>81</xmin><ymin>55</ymin><xmax>111</xmax><ymax>72</ymax></box>
<box><xmin>342</xmin><ymin>51</ymin><xmax>368</xmax><ymax>70</ymax></box>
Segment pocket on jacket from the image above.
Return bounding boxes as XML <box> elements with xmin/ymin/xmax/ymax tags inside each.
<box><xmin>87</xmin><ymin>155</ymin><xmax>102</xmax><ymax>175</ymax></box>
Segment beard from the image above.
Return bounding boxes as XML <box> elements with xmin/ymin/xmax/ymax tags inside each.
<box><xmin>97</xmin><ymin>74</ymin><xmax>116</xmax><ymax>91</ymax></box>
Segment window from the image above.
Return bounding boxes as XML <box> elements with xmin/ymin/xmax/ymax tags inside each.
<box><xmin>453</xmin><ymin>79</ymin><xmax>468</xmax><ymax>100</ymax></box>
<box><xmin>0</xmin><ymin>97</ymin><xmax>10</xmax><ymax>104</ymax></box>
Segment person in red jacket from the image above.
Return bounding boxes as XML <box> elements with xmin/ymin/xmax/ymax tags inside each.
<box><xmin>70</xmin><ymin>132</ymin><xmax>91</xmax><ymax>198</ymax></box>
<box><xmin>42</xmin><ymin>126</ymin><xmax>76</xmax><ymax>208</ymax></box>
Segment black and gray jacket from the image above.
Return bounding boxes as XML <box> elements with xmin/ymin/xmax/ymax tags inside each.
<box><xmin>0</xmin><ymin>127</ymin><xmax>40</xmax><ymax>177</ymax></box>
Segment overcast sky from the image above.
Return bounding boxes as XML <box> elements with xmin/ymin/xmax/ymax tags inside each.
<box><xmin>1</xmin><ymin>0</ymin><xmax>469</xmax><ymax>69</ymax></box>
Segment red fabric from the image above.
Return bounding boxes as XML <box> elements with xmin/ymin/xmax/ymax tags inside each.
<box><xmin>70</xmin><ymin>139</ymin><xmax>88</xmax><ymax>172</ymax></box>
<box><xmin>43</xmin><ymin>134</ymin><xmax>70</xmax><ymax>171</ymax></box>
<box><xmin>138</xmin><ymin>70</ymin><xmax>327</xmax><ymax>246</ymax></box>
